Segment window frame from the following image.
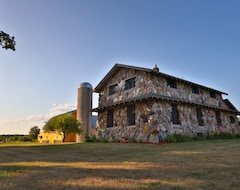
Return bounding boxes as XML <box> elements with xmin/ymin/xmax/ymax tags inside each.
<box><xmin>215</xmin><ymin>111</ymin><xmax>222</xmax><ymax>126</ymax></box>
<box><xmin>171</xmin><ymin>104</ymin><xmax>180</xmax><ymax>125</ymax></box>
<box><xmin>107</xmin><ymin>109</ymin><xmax>114</xmax><ymax>128</ymax></box>
<box><xmin>210</xmin><ymin>91</ymin><xmax>216</xmax><ymax>98</ymax></box>
<box><xmin>230</xmin><ymin>116</ymin><xmax>235</xmax><ymax>123</ymax></box>
<box><xmin>196</xmin><ymin>108</ymin><xmax>204</xmax><ymax>126</ymax></box>
<box><xmin>127</xmin><ymin>104</ymin><xmax>136</xmax><ymax>126</ymax></box>
<box><xmin>167</xmin><ymin>78</ymin><xmax>177</xmax><ymax>89</ymax></box>
<box><xmin>125</xmin><ymin>77</ymin><xmax>136</xmax><ymax>90</ymax></box>
<box><xmin>109</xmin><ymin>84</ymin><xmax>117</xmax><ymax>95</ymax></box>
<box><xmin>192</xmin><ymin>85</ymin><xmax>199</xmax><ymax>94</ymax></box>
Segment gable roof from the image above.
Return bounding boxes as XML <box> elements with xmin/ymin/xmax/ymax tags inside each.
<box><xmin>224</xmin><ymin>99</ymin><xmax>239</xmax><ymax>112</ymax></box>
<box><xmin>94</xmin><ymin>63</ymin><xmax>228</xmax><ymax>95</ymax></box>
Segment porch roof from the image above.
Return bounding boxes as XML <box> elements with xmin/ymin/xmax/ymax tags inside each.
<box><xmin>92</xmin><ymin>93</ymin><xmax>240</xmax><ymax>115</ymax></box>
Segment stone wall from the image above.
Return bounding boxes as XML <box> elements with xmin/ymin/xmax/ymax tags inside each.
<box><xmin>98</xmin><ymin>68</ymin><xmax>229</xmax><ymax>110</ymax></box>
<box><xmin>95</xmin><ymin>67</ymin><xmax>239</xmax><ymax>142</ymax></box>
<box><xmin>96</xmin><ymin>100</ymin><xmax>239</xmax><ymax>142</ymax></box>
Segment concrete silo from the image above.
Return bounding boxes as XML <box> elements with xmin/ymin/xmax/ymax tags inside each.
<box><xmin>76</xmin><ymin>82</ymin><xmax>93</xmax><ymax>142</ymax></box>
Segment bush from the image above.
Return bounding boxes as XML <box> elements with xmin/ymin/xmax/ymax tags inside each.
<box><xmin>84</xmin><ymin>135</ymin><xmax>99</xmax><ymax>142</ymax></box>
<box><xmin>165</xmin><ymin>135</ymin><xmax>177</xmax><ymax>143</ymax></box>
<box><xmin>166</xmin><ymin>132</ymin><xmax>239</xmax><ymax>143</ymax></box>
<box><xmin>192</xmin><ymin>135</ymin><xmax>205</xmax><ymax>141</ymax></box>
<box><xmin>166</xmin><ymin>134</ymin><xmax>193</xmax><ymax>143</ymax></box>
<box><xmin>207</xmin><ymin>132</ymin><xmax>236</xmax><ymax>140</ymax></box>
<box><xmin>236</xmin><ymin>134</ymin><xmax>240</xmax><ymax>138</ymax></box>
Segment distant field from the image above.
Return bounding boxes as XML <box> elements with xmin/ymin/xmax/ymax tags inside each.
<box><xmin>0</xmin><ymin>140</ymin><xmax>240</xmax><ymax>190</ymax></box>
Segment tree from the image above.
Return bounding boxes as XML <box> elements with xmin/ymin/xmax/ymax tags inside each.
<box><xmin>43</xmin><ymin>114</ymin><xmax>82</xmax><ymax>141</ymax></box>
<box><xmin>0</xmin><ymin>31</ymin><xmax>16</xmax><ymax>51</ymax></box>
<box><xmin>29</xmin><ymin>126</ymin><xmax>40</xmax><ymax>140</ymax></box>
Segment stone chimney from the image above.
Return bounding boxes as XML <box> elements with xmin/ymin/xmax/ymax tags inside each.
<box><xmin>153</xmin><ymin>64</ymin><xmax>159</xmax><ymax>73</ymax></box>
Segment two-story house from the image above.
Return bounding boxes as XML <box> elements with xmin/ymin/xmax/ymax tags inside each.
<box><xmin>93</xmin><ymin>64</ymin><xmax>240</xmax><ymax>142</ymax></box>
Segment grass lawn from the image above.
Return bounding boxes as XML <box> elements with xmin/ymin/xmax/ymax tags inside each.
<box><xmin>0</xmin><ymin>139</ymin><xmax>239</xmax><ymax>190</ymax></box>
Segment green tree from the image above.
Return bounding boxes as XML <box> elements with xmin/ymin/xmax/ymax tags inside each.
<box><xmin>29</xmin><ymin>126</ymin><xmax>40</xmax><ymax>140</ymax></box>
<box><xmin>0</xmin><ymin>31</ymin><xmax>16</xmax><ymax>51</ymax></box>
<box><xmin>43</xmin><ymin>114</ymin><xmax>82</xmax><ymax>141</ymax></box>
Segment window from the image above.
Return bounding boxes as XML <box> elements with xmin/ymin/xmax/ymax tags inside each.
<box><xmin>192</xmin><ymin>86</ymin><xmax>199</xmax><ymax>94</ymax></box>
<box><xmin>215</xmin><ymin>111</ymin><xmax>222</xmax><ymax>125</ymax></box>
<box><xmin>171</xmin><ymin>104</ymin><xmax>180</xmax><ymax>124</ymax></box>
<box><xmin>196</xmin><ymin>108</ymin><xmax>204</xmax><ymax>126</ymax></box>
<box><xmin>107</xmin><ymin>109</ymin><xmax>114</xmax><ymax>128</ymax></box>
<box><xmin>210</xmin><ymin>91</ymin><xmax>216</xmax><ymax>98</ymax></box>
<box><xmin>127</xmin><ymin>104</ymin><xmax>136</xmax><ymax>125</ymax></box>
<box><xmin>109</xmin><ymin>84</ymin><xmax>117</xmax><ymax>95</ymax></box>
<box><xmin>230</xmin><ymin>116</ymin><xmax>235</xmax><ymax>123</ymax></box>
<box><xmin>125</xmin><ymin>77</ymin><xmax>135</xmax><ymax>90</ymax></box>
<box><xmin>167</xmin><ymin>78</ymin><xmax>177</xmax><ymax>88</ymax></box>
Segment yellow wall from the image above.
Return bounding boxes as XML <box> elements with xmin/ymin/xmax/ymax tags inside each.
<box><xmin>38</xmin><ymin>130</ymin><xmax>64</xmax><ymax>144</ymax></box>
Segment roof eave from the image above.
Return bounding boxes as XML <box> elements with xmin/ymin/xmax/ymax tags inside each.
<box><xmin>94</xmin><ymin>63</ymin><xmax>152</xmax><ymax>92</ymax></box>
<box><xmin>92</xmin><ymin>93</ymin><xmax>237</xmax><ymax>114</ymax></box>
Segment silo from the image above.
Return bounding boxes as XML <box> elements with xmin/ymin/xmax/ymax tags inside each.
<box><xmin>76</xmin><ymin>82</ymin><xmax>93</xmax><ymax>143</ymax></box>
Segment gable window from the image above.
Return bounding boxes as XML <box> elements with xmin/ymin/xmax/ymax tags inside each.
<box><xmin>192</xmin><ymin>86</ymin><xmax>199</xmax><ymax>94</ymax></box>
<box><xmin>167</xmin><ymin>78</ymin><xmax>177</xmax><ymax>88</ymax></box>
<box><xmin>230</xmin><ymin>116</ymin><xmax>235</xmax><ymax>123</ymax></box>
<box><xmin>107</xmin><ymin>109</ymin><xmax>114</xmax><ymax>128</ymax></box>
<box><xmin>109</xmin><ymin>84</ymin><xmax>117</xmax><ymax>95</ymax></box>
<box><xmin>215</xmin><ymin>111</ymin><xmax>222</xmax><ymax>126</ymax></box>
<box><xmin>125</xmin><ymin>77</ymin><xmax>135</xmax><ymax>90</ymax></box>
<box><xmin>127</xmin><ymin>104</ymin><xmax>136</xmax><ymax>125</ymax></box>
<box><xmin>171</xmin><ymin>104</ymin><xmax>180</xmax><ymax>124</ymax></box>
<box><xmin>210</xmin><ymin>91</ymin><xmax>216</xmax><ymax>98</ymax></box>
<box><xmin>196</xmin><ymin>108</ymin><xmax>204</xmax><ymax>126</ymax></box>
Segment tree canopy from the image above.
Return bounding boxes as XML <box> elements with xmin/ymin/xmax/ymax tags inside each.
<box><xmin>0</xmin><ymin>31</ymin><xmax>16</xmax><ymax>51</ymax></box>
<box><xmin>29</xmin><ymin>126</ymin><xmax>40</xmax><ymax>140</ymax></box>
<box><xmin>43</xmin><ymin>114</ymin><xmax>82</xmax><ymax>141</ymax></box>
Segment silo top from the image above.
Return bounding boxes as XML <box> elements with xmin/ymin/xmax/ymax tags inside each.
<box><xmin>78</xmin><ymin>82</ymin><xmax>92</xmax><ymax>89</ymax></box>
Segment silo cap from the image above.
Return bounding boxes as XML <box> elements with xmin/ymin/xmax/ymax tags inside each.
<box><xmin>78</xmin><ymin>82</ymin><xmax>92</xmax><ymax>89</ymax></box>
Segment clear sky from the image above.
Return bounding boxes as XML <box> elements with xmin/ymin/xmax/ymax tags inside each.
<box><xmin>0</xmin><ymin>0</ymin><xmax>239</xmax><ymax>134</ymax></box>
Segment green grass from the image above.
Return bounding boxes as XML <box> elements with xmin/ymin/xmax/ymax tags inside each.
<box><xmin>0</xmin><ymin>139</ymin><xmax>240</xmax><ymax>190</ymax></box>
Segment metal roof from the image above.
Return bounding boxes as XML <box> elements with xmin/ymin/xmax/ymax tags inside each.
<box><xmin>79</xmin><ymin>82</ymin><xmax>92</xmax><ymax>89</ymax></box>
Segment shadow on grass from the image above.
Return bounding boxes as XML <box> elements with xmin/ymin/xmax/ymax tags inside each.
<box><xmin>0</xmin><ymin>140</ymin><xmax>240</xmax><ymax>189</ymax></box>
<box><xmin>0</xmin><ymin>163</ymin><xmax>201</xmax><ymax>190</ymax></box>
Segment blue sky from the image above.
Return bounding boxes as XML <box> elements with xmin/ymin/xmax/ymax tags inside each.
<box><xmin>0</xmin><ymin>0</ymin><xmax>239</xmax><ymax>134</ymax></box>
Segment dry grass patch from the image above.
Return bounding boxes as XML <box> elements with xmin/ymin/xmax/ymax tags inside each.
<box><xmin>0</xmin><ymin>139</ymin><xmax>240</xmax><ymax>190</ymax></box>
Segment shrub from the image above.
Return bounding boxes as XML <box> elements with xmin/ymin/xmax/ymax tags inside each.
<box><xmin>166</xmin><ymin>135</ymin><xmax>177</xmax><ymax>143</ymax></box>
<box><xmin>236</xmin><ymin>134</ymin><xmax>240</xmax><ymax>138</ymax></box>
<box><xmin>166</xmin><ymin>134</ymin><xmax>193</xmax><ymax>143</ymax></box>
<box><xmin>207</xmin><ymin>132</ymin><xmax>236</xmax><ymax>140</ymax></box>
<box><xmin>192</xmin><ymin>135</ymin><xmax>205</xmax><ymax>141</ymax></box>
<box><xmin>84</xmin><ymin>135</ymin><xmax>99</xmax><ymax>142</ymax></box>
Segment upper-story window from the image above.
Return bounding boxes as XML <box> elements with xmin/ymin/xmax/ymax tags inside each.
<box><xmin>125</xmin><ymin>77</ymin><xmax>135</xmax><ymax>90</ymax></box>
<box><xmin>210</xmin><ymin>91</ymin><xmax>216</xmax><ymax>98</ymax></box>
<box><xmin>192</xmin><ymin>85</ymin><xmax>199</xmax><ymax>94</ymax></box>
<box><xmin>109</xmin><ymin>84</ymin><xmax>117</xmax><ymax>95</ymax></box>
<box><xmin>167</xmin><ymin>78</ymin><xmax>177</xmax><ymax>89</ymax></box>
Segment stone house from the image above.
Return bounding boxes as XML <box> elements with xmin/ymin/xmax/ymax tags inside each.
<box><xmin>93</xmin><ymin>64</ymin><xmax>240</xmax><ymax>142</ymax></box>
